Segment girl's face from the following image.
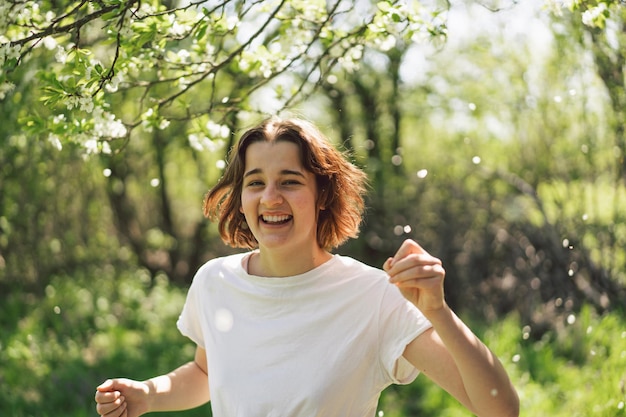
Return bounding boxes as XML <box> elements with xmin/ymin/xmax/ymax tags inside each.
<box><xmin>240</xmin><ymin>140</ymin><xmax>320</xmax><ymax>254</ymax></box>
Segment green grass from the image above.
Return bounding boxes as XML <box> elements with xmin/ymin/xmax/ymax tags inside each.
<box><xmin>2</xmin><ymin>268</ymin><xmax>625</xmax><ymax>416</ymax></box>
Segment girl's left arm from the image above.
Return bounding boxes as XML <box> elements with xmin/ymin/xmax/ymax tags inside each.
<box><xmin>384</xmin><ymin>239</ymin><xmax>519</xmax><ymax>417</ymax></box>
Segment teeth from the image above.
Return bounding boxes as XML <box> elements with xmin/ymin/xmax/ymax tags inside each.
<box><xmin>262</xmin><ymin>215</ymin><xmax>291</xmax><ymax>223</ymax></box>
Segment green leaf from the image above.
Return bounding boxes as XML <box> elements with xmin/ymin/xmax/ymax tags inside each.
<box><xmin>195</xmin><ymin>22</ymin><xmax>208</xmax><ymax>40</ymax></box>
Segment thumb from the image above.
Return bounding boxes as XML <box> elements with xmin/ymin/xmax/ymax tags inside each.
<box><xmin>97</xmin><ymin>379</ymin><xmax>117</xmax><ymax>392</ymax></box>
<box><xmin>392</xmin><ymin>239</ymin><xmax>428</xmax><ymax>263</ymax></box>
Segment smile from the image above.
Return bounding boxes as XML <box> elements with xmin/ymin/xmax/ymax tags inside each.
<box><xmin>261</xmin><ymin>214</ymin><xmax>292</xmax><ymax>224</ymax></box>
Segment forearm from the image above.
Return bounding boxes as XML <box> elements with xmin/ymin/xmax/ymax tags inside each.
<box><xmin>144</xmin><ymin>360</ymin><xmax>210</xmax><ymax>413</ymax></box>
<box><xmin>425</xmin><ymin>306</ymin><xmax>519</xmax><ymax>417</ymax></box>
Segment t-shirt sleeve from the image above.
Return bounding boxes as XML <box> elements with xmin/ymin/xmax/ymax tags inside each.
<box><xmin>176</xmin><ymin>265</ymin><xmax>207</xmax><ymax>348</ymax></box>
<box><xmin>379</xmin><ymin>284</ymin><xmax>432</xmax><ymax>385</ymax></box>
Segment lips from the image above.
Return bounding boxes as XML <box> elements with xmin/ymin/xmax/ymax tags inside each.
<box><xmin>261</xmin><ymin>214</ymin><xmax>292</xmax><ymax>224</ymax></box>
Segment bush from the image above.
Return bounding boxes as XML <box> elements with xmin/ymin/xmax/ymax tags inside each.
<box><xmin>0</xmin><ymin>266</ymin><xmax>210</xmax><ymax>417</ymax></box>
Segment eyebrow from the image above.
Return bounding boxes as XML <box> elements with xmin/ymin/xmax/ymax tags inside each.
<box><xmin>243</xmin><ymin>168</ymin><xmax>306</xmax><ymax>178</ymax></box>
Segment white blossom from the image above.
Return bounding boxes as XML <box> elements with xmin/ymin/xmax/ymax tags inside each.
<box><xmin>158</xmin><ymin>119</ymin><xmax>170</xmax><ymax>130</ymax></box>
<box><xmin>105</xmin><ymin>74</ymin><xmax>123</xmax><ymax>93</ymax></box>
<box><xmin>66</xmin><ymin>95</ymin><xmax>79</xmax><ymax>110</ymax></box>
<box><xmin>206</xmin><ymin>120</ymin><xmax>230</xmax><ymax>139</ymax></box>
<box><xmin>226</xmin><ymin>16</ymin><xmax>239</xmax><ymax>31</ymax></box>
<box><xmin>0</xmin><ymin>43</ymin><xmax>21</xmax><ymax>66</ymax></box>
<box><xmin>43</xmin><ymin>36</ymin><xmax>57</xmax><ymax>50</ymax></box>
<box><xmin>176</xmin><ymin>49</ymin><xmax>191</xmax><ymax>63</ymax></box>
<box><xmin>168</xmin><ymin>15</ymin><xmax>190</xmax><ymax>36</ymax></box>
<box><xmin>44</xmin><ymin>11</ymin><xmax>56</xmax><ymax>24</ymax></box>
<box><xmin>79</xmin><ymin>96</ymin><xmax>94</xmax><ymax>113</ymax></box>
<box><xmin>101</xmin><ymin>141</ymin><xmax>112</xmax><ymax>154</ymax></box>
<box><xmin>93</xmin><ymin>107</ymin><xmax>127</xmax><ymax>138</ymax></box>
<box><xmin>48</xmin><ymin>134</ymin><xmax>63</xmax><ymax>151</ymax></box>
<box><xmin>55</xmin><ymin>46</ymin><xmax>68</xmax><ymax>64</ymax></box>
<box><xmin>338</xmin><ymin>45</ymin><xmax>363</xmax><ymax>73</ymax></box>
<box><xmin>171</xmin><ymin>21</ymin><xmax>188</xmax><ymax>36</ymax></box>
<box><xmin>582</xmin><ymin>3</ymin><xmax>607</xmax><ymax>27</ymax></box>
<box><xmin>188</xmin><ymin>133</ymin><xmax>225</xmax><ymax>152</ymax></box>
<box><xmin>0</xmin><ymin>81</ymin><xmax>15</xmax><ymax>100</ymax></box>
<box><xmin>376</xmin><ymin>35</ymin><xmax>397</xmax><ymax>51</ymax></box>
<box><xmin>84</xmin><ymin>138</ymin><xmax>99</xmax><ymax>154</ymax></box>
<box><xmin>188</xmin><ymin>133</ymin><xmax>205</xmax><ymax>151</ymax></box>
<box><xmin>142</xmin><ymin>108</ymin><xmax>155</xmax><ymax>132</ymax></box>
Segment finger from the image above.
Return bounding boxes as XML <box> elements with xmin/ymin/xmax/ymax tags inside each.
<box><xmin>395</xmin><ymin>253</ymin><xmax>441</xmax><ymax>267</ymax></box>
<box><xmin>115</xmin><ymin>400</ymin><xmax>128</xmax><ymax>417</ymax></box>
<box><xmin>387</xmin><ymin>253</ymin><xmax>442</xmax><ymax>278</ymax></box>
<box><xmin>106</xmin><ymin>400</ymin><xmax>127</xmax><ymax>417</ymax></box>
<box><xmin>96</xmin><ymin>396</ymin><xmax>126</xmax><ymax>416</ymax></box>
<box><xmin>95</xmin><ymin>390</ymin><xmax>121</xmax><ymax>403</ymax></box>
<box><xmin>393</xmin><ymin>273</ymin><xmax>443</xmax><ymax>289</ymax></box>
<box><xmin>389</xmin><ymin>263</ymin><xmax>444</xmax><ymax>284</ymax></box>
<box><xmin>383</xmin><ymin>257</ymin><xmax>393</xmax><ymax>272</ymax></box>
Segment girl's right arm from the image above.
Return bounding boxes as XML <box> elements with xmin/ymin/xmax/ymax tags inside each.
<box><xmin>95</xmin><ymin>346</ymin><xmax>210</xmax><ymax>417</ymax></box>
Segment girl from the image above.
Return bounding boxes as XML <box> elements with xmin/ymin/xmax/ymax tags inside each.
<box><xmin>95</xmin><ymin>117</ymin><xmax>519</xmax><ymax>417</ymax></box>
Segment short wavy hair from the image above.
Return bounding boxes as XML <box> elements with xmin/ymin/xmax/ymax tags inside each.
<box><xmin>203</xmin><ymin>117</ymin><xmax>368</xmax><ymax>250</ymax></box>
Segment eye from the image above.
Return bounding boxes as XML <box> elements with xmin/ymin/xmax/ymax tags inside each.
<box><xmin>246</xmin><ymin>179</ymin><xmax>264</xmax><ymax>187</ymax></box>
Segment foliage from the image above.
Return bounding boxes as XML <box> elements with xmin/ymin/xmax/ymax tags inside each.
<box><xmin>0</xmin><ymin>0</ymin><xmax>447</xmax><ymax>155</ymax></box>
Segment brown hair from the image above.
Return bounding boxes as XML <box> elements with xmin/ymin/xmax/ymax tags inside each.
<box><xmin>203</xmin><ymin>117</ymin><xmax>368</xmax><ymax>250</ymax></box>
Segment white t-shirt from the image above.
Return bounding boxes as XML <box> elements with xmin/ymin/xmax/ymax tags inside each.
<box><xmin>177</xmin><ymin>252</ymin><xmax>432</xmax><ymax>417</ymax></box>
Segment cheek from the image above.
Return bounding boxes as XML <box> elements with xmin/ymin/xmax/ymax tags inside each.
<box><xmin>240</xmin><ymin>193</ymin><xmax>253</xmax><ymax>215</ymax></box>
<box><xmin>297</xmin><ymin>195</ymin><xmax>319</xmax><ymax>217</ymax></box>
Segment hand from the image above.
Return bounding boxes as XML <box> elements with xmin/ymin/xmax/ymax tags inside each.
<box><xmin>95</xmin><ymin>378</ymin><xmax>150</xmax><ymax>417</ymax></box>
<box><xmin>383</xmin><ymin>239</ymin><xmax>446</xmax><ymax>313</ymax></box>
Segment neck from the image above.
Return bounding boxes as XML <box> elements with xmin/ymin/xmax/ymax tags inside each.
<box><xmin>249</xmin><ymin>246</ymin><xmax>332</xmax><ymax>277</ymax></box>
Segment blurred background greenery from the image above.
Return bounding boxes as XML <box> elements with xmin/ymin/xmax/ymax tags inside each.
<box><xmin>1</xmin><ymin>0</ymin><xmax>625</xmax><ymax>416</ymax></box>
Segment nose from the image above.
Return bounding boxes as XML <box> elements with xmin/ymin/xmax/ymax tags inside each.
<box><xmin>260</xmin><ymin>183</ymin><xmax>283</xmax><ymax>206</ymax></box>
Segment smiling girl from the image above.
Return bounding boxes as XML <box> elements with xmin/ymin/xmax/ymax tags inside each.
<box><xmin>95</xmin><ymin>117</ymin><xmax>519</xmax><ymax>417</ymax></box>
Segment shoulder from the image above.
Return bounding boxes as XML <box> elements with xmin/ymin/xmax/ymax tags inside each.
<box><xmin>334</xmin><ymin>256</ymin><xmax>423</xmax><ymax>312</ymax></box>
<box><xmin>192</xmin><ymin>252</ymin><xmax>248</xmax><ymax>284</ymax></box>
<box><xmin>333</xmin><ymin>254</ymin><xmax>382</xmax><ymax>275</ymax></box>
<box><xmin>329</xmin><ymin>254</ymin><xmax>390</xmax><ymax>289</ymax></box>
